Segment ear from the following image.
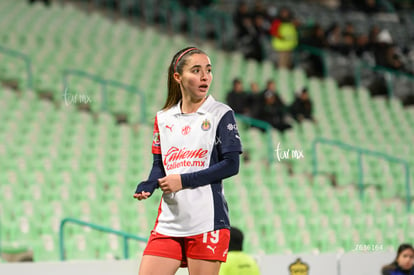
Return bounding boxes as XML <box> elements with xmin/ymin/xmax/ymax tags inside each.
<box><xmin>173</xmin><ymin>72</ymin><xmax>181</xmax><ymax>85</ymax></box>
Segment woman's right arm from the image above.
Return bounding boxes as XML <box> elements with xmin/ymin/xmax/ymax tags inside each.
<box><xmin>133</xmin><ymin>153</ymin><xmax>165</xmax><ymax>200</ymax></box>
<box><xmin>134</xmin><ymin>115</ymin><xmax>165</xmax><ymax>200</ymax></box>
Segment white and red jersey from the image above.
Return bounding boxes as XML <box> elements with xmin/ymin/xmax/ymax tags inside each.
<box><xmin>151</xmin><ymin>95</ymin><xmax>242</xmax><ymax>237</ymax></box>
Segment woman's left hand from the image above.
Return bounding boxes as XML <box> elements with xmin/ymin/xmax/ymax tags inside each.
<box><xmin>158</xmin><ymin>174</ymin><xmax>183</xmax><ymax>194</ymax></box>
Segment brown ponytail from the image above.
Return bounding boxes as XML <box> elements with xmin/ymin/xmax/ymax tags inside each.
<box><xmin>163</xmin><ymin>47</ymin><xmax>206</xmax><ymax>110</ymax></box>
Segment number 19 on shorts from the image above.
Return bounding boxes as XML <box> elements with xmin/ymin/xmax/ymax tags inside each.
<box><xmin>203</xmin><ymin>230</ymin><xmax>219</xmax><ymax>244</ymax></box>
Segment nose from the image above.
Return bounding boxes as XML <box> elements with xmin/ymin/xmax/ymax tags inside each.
<box><xmin>200</xmin><ymin>70</ymin><xmax>208</xmax><ymax>80</ymax></box>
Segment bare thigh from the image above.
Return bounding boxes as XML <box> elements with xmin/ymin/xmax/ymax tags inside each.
<box><xmin>139</xmin><ymin>255</ymin><xmax>181</xmax><ymax>275</ymax></box>
<box><xmin>187</xmin><ymin>258</ymin><xmax>221</xmax><ymax>275</ymax></box>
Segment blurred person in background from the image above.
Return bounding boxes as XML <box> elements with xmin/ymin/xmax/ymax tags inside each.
<box><xmin>289</xmin><ymin>87</ymin><xmax>315</xmax><ymax>123</ymax></box>
<box><xmin>256</xmin><ymin>80</ymin><xmax>291</xmax><ymax>132</ymax></box>
<box><xmin>325</xmin><ymin>22</ymin><xmax>343</xmax><ymax>52</ymax></box>
<box><xmin>179</xmin><ymin>0</ymin><xmax>213</xmax><ymax>10</ymax></box>
<box><xmin>28</xmin><ymin>0</ymin><xmax>50</xmax><ymax>5</ymax></box>
<box><xmin>234</xmin><ymin>2</ymin><xmax>253</xmax><ymax>40</ymax></box>
<box><xmin>382</xmin><ymin>243</ymin><xmax>414</xmax><ymax>275</ymax></box>
<box><xmin>226</xmin><ymin>78</ymin><xmax>249</xmax><ymax>115</ymax></box>
<box><xmin>261</xmin><ymin>80</ymin><xmax>288</xmax><ymax>115</ymax></box>
<box><xmin>243</xmin><ymin>14</ymin><xmax>268</xmax><ymax>62</ymax></box>
<box><xmin>302</xmin><ymin>24</ymin><xmax>328</xmax><ymax>77</ymax></box>
<box><xmin>233</xmin><ymin>2</ymin><xmax>268</xmax><ymax>62</ymax></box>
<box><xmin>338</xmin><ymin>22</ymin><xmax>357</xmax><ymax>56</ymax></box>
<box><xmin>373</xmin><ymin>30</ymin><xmax>407</xmax><ymax>72</ymax></box>
<box><xmin>246</xmin><ymin>81</ymin><xmax>263</xmax><ymax>119</ymax></box>
<box><xmin>219</xmin><ymin>226</ymin><xmax>261</xmax><ymax>275</ymax></box>
<box><xmin>269</xmin><ymin>6</ymin><xmax>298</xmax><ymax>69</ymax></box>
<box><xmin>360</xmin><ymin>0</ymin><xmax>382</xmax><ymax>14</ymax></box>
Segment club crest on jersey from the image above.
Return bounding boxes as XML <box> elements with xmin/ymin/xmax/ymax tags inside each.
<box><xmin>181</xmin><ymin>125</ymin><xmax>191</xmax><ymax>135</ymax></box>
<box><xmin>201</xmin><ymin>119</ymin><xmax>211</xmax><ymax>131</ymax></box>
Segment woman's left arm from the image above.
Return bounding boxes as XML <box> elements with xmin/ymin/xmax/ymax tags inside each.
<box><xmin>180</xmin><ymin>151</ymin><xmax>239</xmax><ymax>188</ymax></box>
<box><xmin>181</xmin><ymin>109</ymin><xmax>242</xmax><ymax>188</ymax></box>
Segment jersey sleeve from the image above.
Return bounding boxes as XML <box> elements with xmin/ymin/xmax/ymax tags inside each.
<box><xmin>180</xmin><ymin>151</ymin><xmax>239</xmax><ymax>189</ymax></box>
<box><xmin>152</xmin><ymin>115</ymin><xmax>161</xmax><ymax>154</ymax></box>
<box><xmin>134</xmin><ymin>153</ymin><xmax>164</xmax><ymax>195</ymax></box>
<box><xmin>217</xmin><ymin>110</ymin><xmax>243</xmax><ymax>155</ymax></box>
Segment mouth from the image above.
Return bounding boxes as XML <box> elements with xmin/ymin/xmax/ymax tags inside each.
<box><xmin>199</xmin><ymin>84</ymin><xmax>209</xmax><ymax>91</ymax></box>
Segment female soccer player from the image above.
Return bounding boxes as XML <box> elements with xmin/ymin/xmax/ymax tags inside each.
<box><xmin>133</xmin><ymin>47</ymin><xmax>243</xmax><ymax>275</ymax></box>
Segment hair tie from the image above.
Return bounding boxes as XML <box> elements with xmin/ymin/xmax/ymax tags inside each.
<box><xmin>174</xmin><ymin>47</ymin><xmax>198</xmax><ymax>73</ymax></box>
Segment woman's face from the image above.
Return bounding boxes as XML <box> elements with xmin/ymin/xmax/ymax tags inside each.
<box><xmin>397</xmin><ymin>248</ymin><xmax>414</xmax><ymax>270</ymax></box>
<box><xmin>175</xmin><ymin>53</ymin><xmax>212</xmax><ymax>101</ymax></box>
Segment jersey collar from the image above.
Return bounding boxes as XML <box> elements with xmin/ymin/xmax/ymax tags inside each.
<box><xmin>172</xmin><ymin>95</ymin><xmax>214</xmax><ymax>115</ymax></box>
<box><xmin>196</xmin><ymin>95</ymin><xmax>214</xmax><ymax>114</ymax></box>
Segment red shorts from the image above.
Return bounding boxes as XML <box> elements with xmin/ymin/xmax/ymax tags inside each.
<box><xmin>143</xmin><ymin>229</ymin><xmax>230</xmax><ymax>267</ymax></box>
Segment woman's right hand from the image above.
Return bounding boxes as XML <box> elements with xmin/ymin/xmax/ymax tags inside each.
<box><xmin>133</xmin><ymin>191</ymin><xmax>151</xmax><ymax>200</ymax></box>
<box><xmin>133</xmin><ymin>180</ymin><xmax>158</xmax><ymax>200</ymax></box>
